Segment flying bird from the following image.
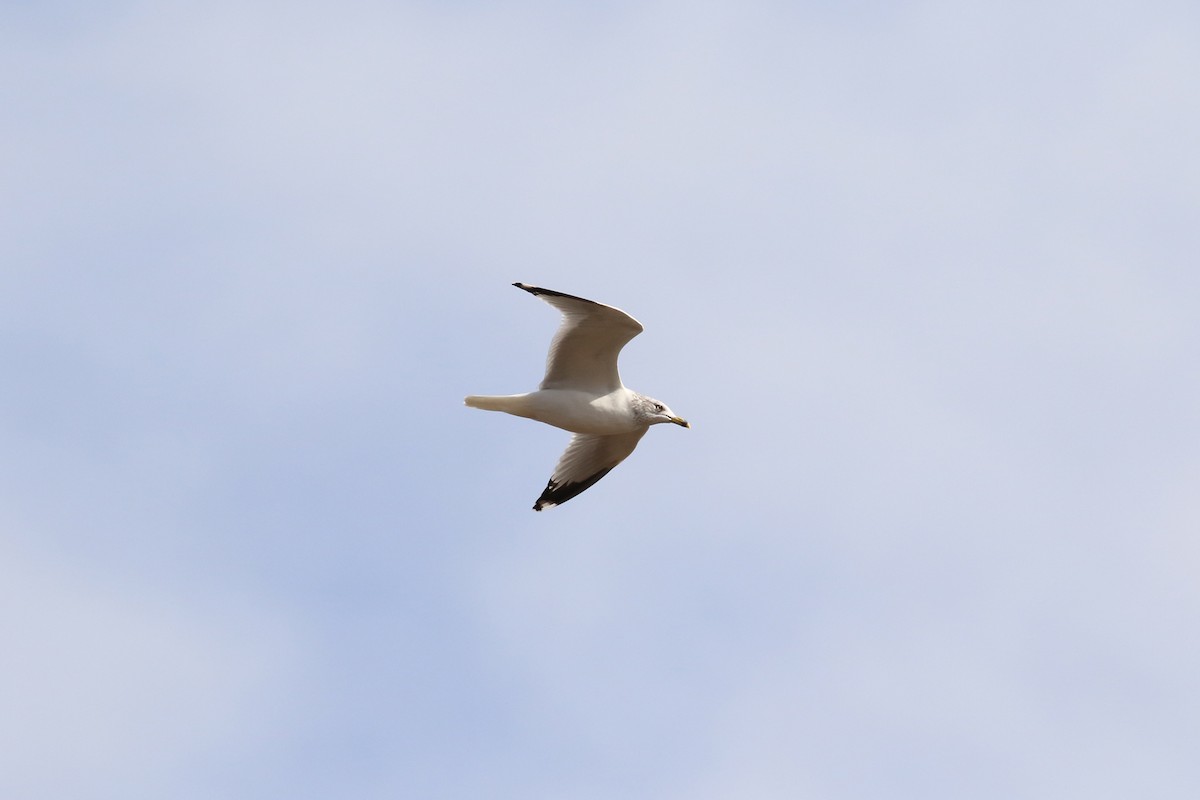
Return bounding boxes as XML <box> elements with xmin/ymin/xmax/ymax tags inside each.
<box><xmin>465</xmin><ymin>283</ymin><xmax>689</xmax><ymax>511</ymax></box>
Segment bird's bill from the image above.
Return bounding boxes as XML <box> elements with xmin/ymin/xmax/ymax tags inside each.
<box><xmin>670</xmin><ymin>417</ymin><xmax>690</xmax><ymax>428</ymax></box>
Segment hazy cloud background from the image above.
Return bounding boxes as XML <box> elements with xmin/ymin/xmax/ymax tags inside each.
<box><xmin>3</xmin><ymin>1</ymin><xmax>1199</xmax><ymax>797</ymax></box>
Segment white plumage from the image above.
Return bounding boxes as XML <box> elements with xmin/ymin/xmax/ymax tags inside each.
<box><xmin>465</xmin><ymin>283</ymin><xmax>689</xmax><ymax>511</ymax></box>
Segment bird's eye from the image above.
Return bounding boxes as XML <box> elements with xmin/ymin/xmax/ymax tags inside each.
<box><xmin>654</xmin><ymin>403</ymin><xmax>664</xmax><ymax>412</ymax></box>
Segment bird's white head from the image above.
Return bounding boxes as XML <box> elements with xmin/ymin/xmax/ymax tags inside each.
<box><xmin>634</xmin><ymin>394</ymin><xmax>690</xmax><ymax>428</ymax></box>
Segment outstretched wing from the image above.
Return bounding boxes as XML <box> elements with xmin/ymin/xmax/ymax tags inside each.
<box><xmin>533</xmin><ymin>429</ymin><xmax>648</xmax><ymax>511</ymax></box>
<box><xmin>514</xmin><ymin>283</ymin><xmax>643</xmax><ymax>394</ymax></box>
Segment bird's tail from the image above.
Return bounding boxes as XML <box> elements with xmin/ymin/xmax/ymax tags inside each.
<box><xmin>464</xmin><ymin>394</ymin><xmax>530</xmax><ymax>414</ymax></box>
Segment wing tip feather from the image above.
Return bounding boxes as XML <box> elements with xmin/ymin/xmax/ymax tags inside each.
<box><xmin>513</xmin><ymin>282</ymin><xmax>605</xmax><ymax>308</ymax></box>
<box><xmin>530</xmin><ymin>468</ymin><xmax>615</xmax><ymax>511</ymax></box>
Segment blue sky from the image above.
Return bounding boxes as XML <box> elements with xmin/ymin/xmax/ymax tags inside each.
<box><xmin>3</xmin><ymin>1</ymin><xmax>1199</xmax><ymax>797</ymax></box>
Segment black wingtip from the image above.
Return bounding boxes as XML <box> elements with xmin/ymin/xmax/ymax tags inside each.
<box><xmin>530</xmin><ymin>468</ymin><xmax>614</xmax><ymax>511</ymax></box>
<box><xmin>514</xmin><ymin>282</ymin><xmax>546</xmax><ymax>299</ymax></box>
<box><xmin>512</xmin><ymin>283</ymin><xmax>603</xmax><ymax>307</ymax></box>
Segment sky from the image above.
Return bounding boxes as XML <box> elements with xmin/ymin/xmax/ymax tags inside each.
<box><xmin>3</xmin><ymin>0</ymin><xmax>1200</xmax><ymax>797</ymax></box>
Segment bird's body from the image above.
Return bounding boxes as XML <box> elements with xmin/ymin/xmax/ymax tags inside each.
<box><xmin>464</xmin><ymin>388</ymin><xmax>646</xmax><ymax>436</ymax></box>
<box><xmin>465</xmin><ymin>283</ymin><xmax>688</xmax><ymax>511</ymax></box>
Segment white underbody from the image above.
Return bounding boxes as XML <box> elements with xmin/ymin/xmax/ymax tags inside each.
<box><xmin>465</xmin><ymin>388</ymin><xmax>645</xmax><ymax>435</ymax></box>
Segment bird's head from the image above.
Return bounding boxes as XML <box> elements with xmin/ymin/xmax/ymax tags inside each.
<box><xmin>636</xmin><ymin>395</ymin><xmax>690</xmax><ymax>428</ymax></box>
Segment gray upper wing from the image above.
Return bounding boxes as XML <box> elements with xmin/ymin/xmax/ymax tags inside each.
<box><xmin>514</xmin><ymin>283</ymin><xmax>644</xmax><ymax>394</ymax></box>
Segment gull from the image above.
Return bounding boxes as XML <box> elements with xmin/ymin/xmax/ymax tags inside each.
<box><xmin>465</xmin><ymin>283</ymin><xmax>689</xmax><ymax>511</ymax></box>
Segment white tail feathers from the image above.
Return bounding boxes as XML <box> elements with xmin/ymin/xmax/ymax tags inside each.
<box><xmin>464</xmin><ymin>394</ymin><xmax>529</xmax><ymax>414</ymax></box>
